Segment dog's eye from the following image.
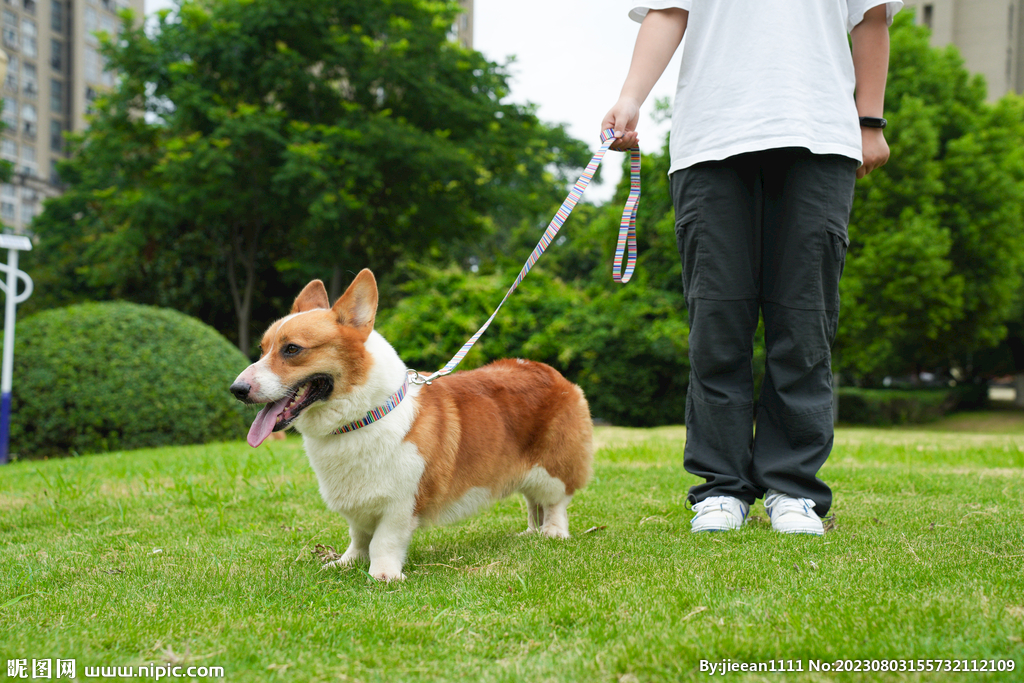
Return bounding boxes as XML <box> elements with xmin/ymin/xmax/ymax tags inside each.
<box><xmin>283</xmin><ymin>344</ymin><xmax>301</xmax><ymax>356</ymax></box>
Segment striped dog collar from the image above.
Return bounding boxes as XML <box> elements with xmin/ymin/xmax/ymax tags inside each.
<box><xmin>331</xmin><ymin>375</ymin><xmax>410</xmax><ymax>435</ymax></box>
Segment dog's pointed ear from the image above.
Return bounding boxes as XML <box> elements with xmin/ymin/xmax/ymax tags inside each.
<box><xmin>291</xmin><ymin>280</ymin><xmax>331</xmax><ymax>314</ymax></box>
<box><xmin>333</xmin><ymin>269</ymin><xmax>378</xmax><ymax>338</ymax></box>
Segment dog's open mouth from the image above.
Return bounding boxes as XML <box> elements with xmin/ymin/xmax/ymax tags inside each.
<box><xmin>247</xmin><ymin>374</ymin><xmax>333</xmax><ymax>448</ymax></box>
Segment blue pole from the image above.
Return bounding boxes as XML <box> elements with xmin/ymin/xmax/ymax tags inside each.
<box><xmin>0</xmin><ymin>247</ymin><xmax>18</xmax><ymax>464</ymax></box>
<box><xmin>0</xmin><ymin>391</ymin><xmax>10</xmax><ymax>464</ymax></box>
<box><xmin>0</xmin><ymin>240</ymin><xmax>33</xmax><ymax>464</ymax></box>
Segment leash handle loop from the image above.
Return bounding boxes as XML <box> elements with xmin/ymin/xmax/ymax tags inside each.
<box><xmin>417</xmin><ymin>129</ymin><xmax>640</xmax><ymax>384</ymax></box>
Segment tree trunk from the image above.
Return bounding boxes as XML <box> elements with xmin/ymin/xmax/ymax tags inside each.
<box><xmin>1015</xmin><ymin>373</ymin><xmax>1024</xmax><ymax>409</ymax></box>
<box><xmin>329</xmin><ymin>263</ymin><xmax>343</xmax><ymax>303</ymax></box>
<box><xmin>226</xmin><ymin>223</ymin><xmax>261</xmax><ymax>357</ymax></box>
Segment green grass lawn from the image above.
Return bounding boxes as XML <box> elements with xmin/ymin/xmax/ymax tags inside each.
<box><xmin>2</xmin><ymin>419</ymin><xmax>1022</xmax><ymax>682</ymax></box>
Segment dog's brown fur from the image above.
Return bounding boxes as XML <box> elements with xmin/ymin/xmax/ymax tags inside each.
<box><xmin>408</xmin><ymin>359</ymin><xmax>592</xmax><ymax>519</ymax></box>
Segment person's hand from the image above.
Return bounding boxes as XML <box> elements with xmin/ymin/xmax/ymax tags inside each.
<box><xmin>858</xmin><ymin>127</ymin><xmax>889</xmax><ymax>179</ymax></box>
<box><xmin>601</xmin><ymin>97</ymin><xmax>641</xmax><ymax>151</ymax></box>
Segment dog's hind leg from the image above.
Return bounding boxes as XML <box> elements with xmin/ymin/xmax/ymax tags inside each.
<box><xmin>520</xmin><ymin>495</ymin><xmax>545</xmax><ymax>535</ymax></box>
<box><xmin>331</xmin><ymin>524</ymin><xmax>372</xmax><ymax>567</ymax></box>
<box><xmin>519</xmin><ymin>466</ymin><xmax>572</xmax><ymax>538</ymax></box>
<box><xmin>540</xmin><ymin>494</ymin><xmax>572</xmax><ymax>539</ymax></box>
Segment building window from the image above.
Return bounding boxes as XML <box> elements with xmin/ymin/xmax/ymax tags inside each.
<box><xmin>100</xmin><ymin>14</ymin><xmax>116</xmax><ymax>37</ymax></box>
<box><xmin>51</xmin><ymin>0</ymin><xmax>62</xmax><ymax>33</ymax></box>
<box><xmin>1</xmin><ymin>199</ymin><xmax>14</xmax><ymax>222</ymax></box>
<box><xmin>20</xmin><ymin>18</ymin><xmax>35</xmax><ymax>58</ymax></box>
<box><xmin>20</xmin><ymin>101</ymin><xmax>35</xmax><ymax>136</ymax></box>
<box><xmin>1</xmin><ymin>96</ymin><xmax>15</xmax><ymax>128</ymax></box>
<box><xmin>922</xmin><ymin>4</ymin><xmax>934</xmax><ymax>29</ymax></box>
<box><xmin>49</xmin><ymin>157</ymin><xmax>59</xmax><ymax>184</ymax></box>
<box><xmin>18</xmin><ymin>141</ymin><xmax>34</xmax><ymax>174</ymax></box>
<box><xmin>49</xmin><ymin>37</ymin><xmax>60</xmax><ymax>69</ymax></box>
<box><xmin>3</xmin><ymin>10</ymin><xmax>18</xmax><ymax>49</ymax></box>
<box><xmin>49</xmin><ymin>117</ymin><xmax>59</xmax><ymax>149</ymax></box>
<box><xmin>23</xmin><ymin>0</ymin><xmax>34</xmax><ymax>15</ymax></box>
<box><xmin>3</xmin><ymin>54</ymin><xmax>16</xmax><ymax>91</ymax></box>
<box><xmin>84</xmin><ymin>7</ymin><xmax>97</xmax><ymax>44</ymax></box>
<box><xmin>49</xmin><ymin>78</ymin><xmax>61</xmax><ymax>113</ymax></box>
<box><xmin>85</xmin><ymin>46</ymin><xmax>101</xmax><ymax>82</ymax></box>
<box><xmin>22</xmin><ymin>61</ymin><xmax>35</xmax><ymax>96</ymax></box>
<box><xmin>0</xmin><ymin>137</ymin><xmax>15</xmax><ymax>161</ymax></box>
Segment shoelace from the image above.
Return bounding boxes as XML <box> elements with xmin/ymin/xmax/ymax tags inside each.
<box><xmin>693</xmin><ymin>496</ymin><xmax>746</xmax><ymax>519</ymax></box>
<box><xmin>764</xmin><ymin>492</ymin><xmax>816</xmax><ymax>518</ymax></box>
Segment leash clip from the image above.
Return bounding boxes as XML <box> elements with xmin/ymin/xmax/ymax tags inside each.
<box><xmin>407</xmin><ymin>369</ymin><xmax>431</xmax><ymax>386</ymax></box>
<box><xmin>407</xmin><ymin>368</ymin><xmax>451</xmax><ymax>386</ymax></box>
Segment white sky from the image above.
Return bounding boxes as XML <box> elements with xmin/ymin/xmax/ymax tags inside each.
<box><xmin>144</xmin><ymin>0</ymin><xmax>682</xmax><ymax>201</ymax></box>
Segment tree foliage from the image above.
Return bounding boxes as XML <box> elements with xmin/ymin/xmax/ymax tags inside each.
<box><xmin>24</xmin><ymin>0</ymin><xmax>586</xmax><ymax>354</ymax></box>
<box><xmin>837</xmin><ymin>13</ymin><xmax>1024</xmax><ymax>380</ymax></box>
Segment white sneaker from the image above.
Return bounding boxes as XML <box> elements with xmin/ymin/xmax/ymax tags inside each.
<box><xmin>690</xmin><ymin>496</ymin><xmax>749</xmax><ymax>532</ymax></box>
<box><xmin>763</xmin><ymin>489</ymin><xmax>824</xmax><ymax>535</ymax></box>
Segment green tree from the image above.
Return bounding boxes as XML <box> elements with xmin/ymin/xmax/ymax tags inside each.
<box><xmin>25</xmin><ymin>0</ymin><xmax>586</xmax><ymax>354</ymax></box>
<box><xmin>836</xmin><ymin>13</ymin><xmax>1024</xmax><ymax>382</ymax></box>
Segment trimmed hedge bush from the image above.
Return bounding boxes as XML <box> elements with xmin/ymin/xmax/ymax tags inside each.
<box><xmin>8</xmin><ymin>302</ymin><xmax>251</xmax><ymax>458</ymax></box>
<box><xmin>836</xmin><ymin>387</ymin><xmax>959</xmax><ymax>426</ymax></box>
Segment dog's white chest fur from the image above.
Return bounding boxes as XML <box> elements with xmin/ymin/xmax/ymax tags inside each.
<box><xmin>297</xmin><ymin>333</ymin><xmax>424</xmax><ymax>530</ymax></box>
<box><xmin>302</xmin><ymin>411</ymin><xmax>423</xmax><ymax>529</ymax></box>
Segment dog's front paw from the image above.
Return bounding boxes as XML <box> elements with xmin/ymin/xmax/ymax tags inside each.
<box><xmin>540</xmin><ymin>525</ymin><xmax>570</xmax><ymax>540</ymax></box>
<box><xmin>323</xmin><ymin>547</ymin><xmax>368</xmax><ymax>569</ymax></box>
<box><xmin>369</xmin><ymin>559</ymin><xmax>406</xmax><ymax>582</ymax></box>
<box><xmin>338</xmin><ymin>546</ymin><xmax>369</xmax><ymax>565</ymax></box>
<box><xmin>371</xmin><ymin>570</ymin><xmax>406</xmax><ymax>582</ymax></box>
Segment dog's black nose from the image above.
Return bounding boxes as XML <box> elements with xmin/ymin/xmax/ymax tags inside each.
<box><xmin>230</xmin><ymin>380</ymin><xmax>251</xmax><ymax>401</ymax></box>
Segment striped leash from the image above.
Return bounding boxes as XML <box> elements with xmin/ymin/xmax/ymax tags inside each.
<box><xmin>410</xmin><ymin>128</ymin><xmax>641</xmax><ymax>386</ymax></box>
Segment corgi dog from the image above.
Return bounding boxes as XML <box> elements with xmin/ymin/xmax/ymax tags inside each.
<box><xmin>229</xmin><ymin>270</ymin><xmax>593</xmax><ymax>581</ymax></box>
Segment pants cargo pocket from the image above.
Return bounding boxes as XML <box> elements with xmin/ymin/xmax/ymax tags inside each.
<box><xmin>675</xmin><ymin>218</ymin><xmax>700</xmax><ymax>300</ymax></box>
<box><xmin>823</xmin><ymin>228</ymin><xmax>848</xmax><ymax>342</ymax></box>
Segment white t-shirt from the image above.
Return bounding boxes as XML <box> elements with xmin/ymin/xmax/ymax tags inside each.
<box><xmin>629</xmin><ymin>1</ymin><xmax>902</xmax><ymax>173</ymax></box>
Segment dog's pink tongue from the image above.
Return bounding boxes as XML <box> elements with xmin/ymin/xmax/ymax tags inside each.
<box><xmin>247</xmin><ymin>396</ymin><xmax>290</xmax><ymax>448</ymax></box>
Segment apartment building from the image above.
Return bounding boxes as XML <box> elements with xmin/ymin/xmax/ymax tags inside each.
<box><xmin>902</xmin><ymin>0</ymin><xmax>1024</xmax><ymax>101</ymax></box>
<box><xmin>1</xmin><ymin>0</ymin><xmax>143</xmax><ymax>233</ymax></box>
<box><xmin>455</xmin><ymin>0</ymin><xmax>473</xmax><ymax>48</ymax></box>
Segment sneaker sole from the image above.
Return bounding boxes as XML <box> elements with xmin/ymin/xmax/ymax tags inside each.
<box><xmin>691</xmin><ymin>521</ymin><xmax>745</xmax><ymax>533</ymax></box>
<box><xmin>773</xmin><ymin>525</ymin><xmax>824</xmax><ymax>536</ymax></box>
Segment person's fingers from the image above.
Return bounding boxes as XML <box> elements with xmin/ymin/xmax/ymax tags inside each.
<box><xmin>609</xmin><ymin>131</ymin><xmax>639</xmax><ymax>151</ymax></box>
<box><xmin>601</xmin><ymin>106</ymin><xmax>630</xmax><ymax>133</ymax></box>
<box><xmin>602</xmin><ymin>99</ymin><xmax>642</xmax><ymax>149</ymax></box>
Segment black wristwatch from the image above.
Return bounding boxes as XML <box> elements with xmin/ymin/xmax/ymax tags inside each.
<box><xmin>859</xmin><ymin>116</ymin><xmax>887</xmax><ymax>129</ymax></box>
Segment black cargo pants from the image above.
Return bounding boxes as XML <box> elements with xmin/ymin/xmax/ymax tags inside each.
<box><xmin>672</xmin><ymin>147</ymin><xmax>858</xmax><ymax>518</ymax></box>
